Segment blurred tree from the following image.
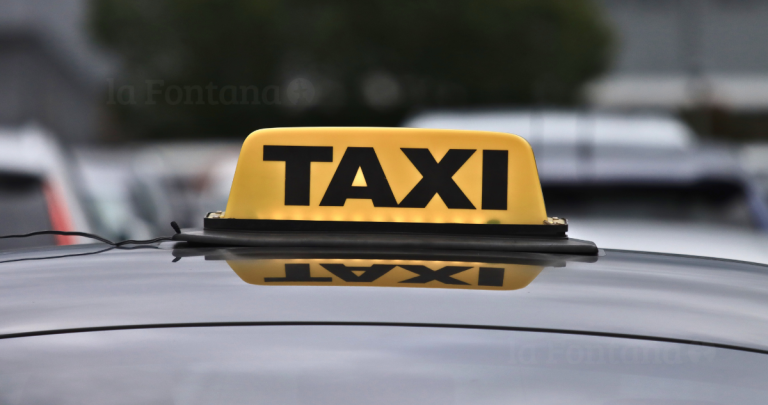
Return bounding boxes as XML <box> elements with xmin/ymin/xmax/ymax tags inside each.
<box><xmin>91</xmin><ymin>0</ymin><xmax>612</xmax><ymax>139</ymax></box>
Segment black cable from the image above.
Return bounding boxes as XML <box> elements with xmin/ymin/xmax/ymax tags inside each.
<box><xmin>0</xmin><ymin>247</ymin><xmax>115</xmax><ymax>265</ymax></box>
<box><xmin>114</xmin><ymin>237</ymin><xmax>172</xmax><ymax>247</ymax></box>
<box><xmin>0</xmin><ymin>244</ymin><xmax>166</xmax><ymax>265</ymax></box>
<box><xmin>0</xmin><ymin>230</ymin><xmax>114</xmax><ymax>245</ymax></box>
<box><xmin>0</xmin><ymin>244</ymin><xmax>167</xmax><ymax>265</ymax></box>
<box><xmin>0</xmin><ymin>222</ymin><xmax>179</xmax><ymax>247</ymax></box>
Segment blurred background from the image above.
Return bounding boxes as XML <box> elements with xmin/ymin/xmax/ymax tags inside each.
<box><xmin>2</xmin><ymin>0</ymin><xmax>768</xmax><ymax>262</ymax></box>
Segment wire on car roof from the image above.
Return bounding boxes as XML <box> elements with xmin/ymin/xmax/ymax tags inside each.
<box><xmin>0</xmin><ymin>222</ymin><xmax>180</xmax><ymax>247</ymax></box>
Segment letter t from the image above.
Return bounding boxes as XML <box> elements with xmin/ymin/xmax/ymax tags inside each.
<box><xmin>263</xmin><ymin>146</ymin><xmax>333</xmax><ymax>205</ymax></box>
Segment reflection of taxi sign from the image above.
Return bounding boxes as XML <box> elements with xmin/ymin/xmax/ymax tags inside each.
<box><xmin>227</xmin><ymin>259</ymin><xmax>543</xmax><ymax>291</ymax></box>
<box><xmin>175</xmin><ymin>127</ymin><xmax>596</xmax><ymax>254</ymax></box>
<box><xmin>169</xmin><ymin>248</ymin><xmax>598</xmax><ymax>291</ymax></box>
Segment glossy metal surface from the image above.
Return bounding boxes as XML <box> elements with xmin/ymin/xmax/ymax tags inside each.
<box><xmin>3</xmin><ymin>326</ymin><xmax>767</xmax><ymax>404</ymax></box>
<box><xmin>1</xmin><ymin>243</ymin><xmax>768</xmax><ymax>353</ymax></box>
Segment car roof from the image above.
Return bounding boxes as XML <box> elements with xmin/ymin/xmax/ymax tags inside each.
<box><xmin>2</xmin><ymin>243</ymin><xmax>768</xmax><ymax>354</ymax></box>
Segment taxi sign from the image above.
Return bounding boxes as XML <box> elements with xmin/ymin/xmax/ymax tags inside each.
<box><xmin>175</xmin><ymin>127</ymin><xmax>597</xmax><ymax>254</ymax></box>
<box><xmin>207</xmin><ymin>127</ymin><xmax>557</xmax><ymax>235</ymax></box>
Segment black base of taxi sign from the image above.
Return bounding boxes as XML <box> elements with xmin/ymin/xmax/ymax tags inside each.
<box><xmin>204</xmin><ymin>218</ymin><xmax>568</xmax><ymax>237</ymax></box>
<box><xmin>173</xmin><ymin>228</ymin><xmax>598</xmax><ymax>255</ymax></box>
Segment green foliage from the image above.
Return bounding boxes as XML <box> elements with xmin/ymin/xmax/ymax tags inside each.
<box><xmin>91</xmin><ymin>0</ymin><xmax>613</xmax><ymax>139</ymax></box>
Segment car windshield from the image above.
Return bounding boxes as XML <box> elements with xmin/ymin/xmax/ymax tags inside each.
<box><xmin>1</xmin><ymin>326</ymin><xmax>766</xmax><ymax>404</ymax></box>
<box><xmin>543</xmin><ymin>181</ymin><xmax>754</xmax><ymax>228</ymax></box>
<box><xmin>0</xmin><ymin>173</ymin><xmax>55</xmax><ymax>249</ymax></box>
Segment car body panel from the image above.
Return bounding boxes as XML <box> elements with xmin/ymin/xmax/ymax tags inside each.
<box><xmin>1</xmin><ymin>244</ymin><xmax>767</xmax><ymax>354</ymax></box>
<box><xmin>569</xmin><ymin>220</ymin><xmax>768</xmax><ymax>264</ymax></box>
<box><xmin>6</xmin><ymin>325</ymin><xmax>768</xmax><ymax>405</ymax></box>
<box><xmin>3</xmin><ymin>326</ymin><xmax>767</xmax><ymax>404</ymax></box>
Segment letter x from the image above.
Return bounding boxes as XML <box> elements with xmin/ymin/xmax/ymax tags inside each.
<box><xmin>398</xmin><ymin>149</ymin><xmax>476</xmax><ymax>209</ymax></box>
<box><xmin>320</xmin><ymin>264</ymin><xmax>395</xmax><ymax>282</ymax></box>
<box><xmin>398</xmin><ymin>265</ymin><xmax>471</xmax><ymax>285</ymax></box>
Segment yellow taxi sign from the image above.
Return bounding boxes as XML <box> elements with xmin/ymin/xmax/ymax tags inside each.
<box><xmin>227</xmin><ymin>258</ymin><xmax>543</xmax><ymax>291</ymax></box>
<box><xmin>221</xmin><ymin>127</ymin><xmax>547</xmax><ymax>226</ymax></box>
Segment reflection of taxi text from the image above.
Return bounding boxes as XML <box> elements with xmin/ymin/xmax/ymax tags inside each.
<box><xmin>227</xmin><ymin>259</ymin><xmax>543</xmax><ymax>290</ymax></box>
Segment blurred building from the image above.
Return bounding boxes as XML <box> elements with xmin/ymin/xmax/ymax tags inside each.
<box><xmin>3</xmin><ymin>0</ymin><xmax>768</xmax><ymax>141</ymax></box>
<box><xmin>591</xmin><ymin>0</ymin><xmax>768</xmax><ymax>113</ymax></box>
<box><xmin>0</xmin><ymin>0</ymin><xmax>108</xmax><ymax>143</ymax></box>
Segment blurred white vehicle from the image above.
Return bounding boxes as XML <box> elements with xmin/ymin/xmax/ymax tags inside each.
<box><xmin>405</xmin><ymin>109</ymin><xmax>768</xmax><ymax>263</ymax></box>
<box><xmin>0</xmin><ymin>124</ymin><xmax>92</xmax><ymax>249</ymax></box>
<box><xmin>196</xmin><ymin>151</ymin><xmax>239</xmax><ymax>218</ymax></box>
<box><xmin>129</xmin><ymin>142</ymin><xmax>241</xmax><ymax>230</ymax></box>
<box><xmin>74</xmin><ymin>147</ymin><xmax>157</xmax><ymax>241</ymax></box>
<box><xmin>740</xmin><ymin>143</ymin><xmax>768</xmax><ymax>199</ymax></box>
<box><xmin>568</xmin><ymin>220</ymin><xmax>768</xmax><ymax>264</ymax></box>
<box><xmin>405</xmin><ymin>109</ymin><xmax>695</xmax><ymax>150</ymax></box>
<box><xmin>75</xmin><ymin>142</ymin><xmax>241</xmax><ymax>239</ymax></box>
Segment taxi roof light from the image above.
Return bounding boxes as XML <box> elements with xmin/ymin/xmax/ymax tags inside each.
<box><xmin>174</xmin><ymin>127</ymin><xmax>597</xmax><ymax>255</ymax></box>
